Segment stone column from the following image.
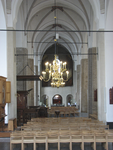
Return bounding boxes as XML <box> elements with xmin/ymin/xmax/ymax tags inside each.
<box><xmin>81</xmin><ymin>59</ymin><xmax>88</xmax><ymax>113</ymax></box>
<box><xmin>26</xmin><ymin>59</ymin><xmax>34</xmax><ymax>106</ymax></box>
<box><xmin>7</xmin><ymin>28</ymin><xmax>17</xmax><ymax>119</ymax></box>
<box><xmin>77</xmin><ymin>65</ymin><xmax>81</xmax><ymax>110</ymax></box>
<box><xmin>16</xmin><ymin>48</ymin><xmax>28</xmax><ymax>91</ymax></box>
<box><xmin>97</xmin><ymin>31</ymin><xmax>106</xmax><ymax>122</ymax></box>
<box><xmin>49</xmin><ymin>95</ymin><xmax>52</xmax><ymax>109</ymax></box>
<box><xmin>88</xmin><ymin>48</ymin><xmax>97</xmax><ymax>115</ymax></box>
<box><xmin>37</xmin><ymin>57</ymin><xmax>41</xmax><ymax>105</ymax></box>
<box><xmin>34</xmin><ymin>65</ymin><xmax>38</xmax><ymax>106</ymax></box>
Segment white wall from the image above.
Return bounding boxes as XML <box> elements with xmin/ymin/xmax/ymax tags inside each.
<box><xmin>0</xmin><ymin>0</ymin><xmax>7</xmax><ymax>77</ymax></box>
<box><xmin>105</xmin><ymin>0</ymin><xmax>113</xmax><ymax>122</ymax></box>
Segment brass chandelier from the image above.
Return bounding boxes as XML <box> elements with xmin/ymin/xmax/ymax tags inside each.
<box><xmin>42</xmin><ymin>54</ymin><xmax>69</xmax><ymax>88</ymax></box>
<box><xmin>41</xmin><ymin>0</ymin><xmax>69</xmax><ymax>88</ymax></box>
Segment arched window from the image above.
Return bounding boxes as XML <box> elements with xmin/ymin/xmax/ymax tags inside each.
<box><xmin>53</xmin><ymin>94</ymin><xmax>62</xmax><ymax>104</ymax></box>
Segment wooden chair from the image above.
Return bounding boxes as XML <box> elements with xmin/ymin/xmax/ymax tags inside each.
<box><xmin>10</xmin><ymin>131</ymin><xmax>23</xmax><ymax>150</ymax></box>
<box><xmin>60</xmin><ymin>111</ymin><xmax>65</xmax><ymax>117</ymax></box>
<box><xmin>71</xmin><ymin>131</ymin><xmax>83</xmax><ymax>150</ymax></box>
<box><xmin>50</xmin><ymin>127</ymin><xmax>59</xmax><ymax>131</ymax></box>
<box><xmin>35</xmin><ymin>131</ymin><xmax>48</xmax><ymax>150</ymax></box>
<box><xmin>95</xmin><ymin>131</ymin><xmax>108</xmax><ymax>150</ymax></box>
<box><xmin>106</xmin><ymin>130</ymin><xmax>113</xmax><ymax>144</ymax></box>
<box><xmin>59</xmin><ymin>131</ymin><xmax>71</xmax><ymax>150</ymax></box>
<box><xmin>47</xmin><ymin>131</ymin><xmax>60</xmax><ymax>150</ymax></box>
<box><xmin>60</xmin><ymin>127</ymin><xmax>70</xmax><ymax>131</ymax></box>
<box><xmin>82</xmin><ymin>130</ymin><xmax>96</xmax><ymax>150</ymax></box>
<box><xmin>22</xmin><ymin>131</ymin><xmax>35</xmax><ymax>150</ymax></box>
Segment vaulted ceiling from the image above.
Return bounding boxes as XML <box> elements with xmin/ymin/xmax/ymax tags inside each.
<box><xmin>14</xmin><ymin>0</ymin><xmax>103</xmax><ymax>63</ymax></box>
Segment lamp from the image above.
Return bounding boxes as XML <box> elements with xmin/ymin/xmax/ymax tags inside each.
<box><xmin>41</xmin><ymin>0</ymin><xmax>69</xmax><ymax>88</ymax></box>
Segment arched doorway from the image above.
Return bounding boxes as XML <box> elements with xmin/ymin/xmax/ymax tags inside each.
<box><xmin>53</xmin><ymin>94</ymin><xmax>62</xmax><ymax>104</ymax></box>
<box><xmin>67</xmin><ymin>94</ymin><xmax>73</xmax><ymax>106</ymax></box>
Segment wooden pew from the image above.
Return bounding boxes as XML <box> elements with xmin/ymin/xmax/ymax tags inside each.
<box><xmin>10</xmin><ymin>129</ymin><xmax>113</xmax><ymax>150</ymax></box>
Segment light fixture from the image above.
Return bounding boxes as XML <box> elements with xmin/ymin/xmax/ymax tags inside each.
<box><xmin>41</xmin><ymin>0</ymin><xmax>69</xmax><ymax>88</ymax></box>
<box><xmin>42</xmin><ymin>54</ymin><xmax>69</xmax><ymax>88</ymax></box>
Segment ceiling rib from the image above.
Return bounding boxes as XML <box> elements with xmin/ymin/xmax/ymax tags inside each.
<box><xmin>0</xmin><ymin>29</ymin><xmax>111</xmax><ymax>32</ymax></box>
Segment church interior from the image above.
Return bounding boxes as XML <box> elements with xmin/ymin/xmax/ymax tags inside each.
<box><xmin>0</xmin><ymin>0</ymin><xmax>113</xmax><ymax>150</ymax></box>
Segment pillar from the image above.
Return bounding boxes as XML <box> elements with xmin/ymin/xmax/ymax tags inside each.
<box><xmin>37</xmin><ymin>57</ymin><xmax>41</xmax><ymax>105</ymax></box>
<box><xmin>16</xmin><ymin>48</ymin><xmax>28</xmax><ymax>91</ymax></box>
<box><xmin>97</xmin><ymin>31</ymin><xmax>106</xmax><ymax>122</ymax></box>
<box><xmin>34</xmin><ymin>65</ymin><xmax>38</xmax><ymax>106</ymax></box>
<box><xmin>7</xmin><ymin>28</ymin><xmax>17</xmax><ymax>119</ymax></box>
<box><xmin>88</xmin><ymin>47</ymin><xmax>97</xmax><ymax>115</ymax></box>
<box><xmin>81</xmin><ymin>59</ymin><xmax>88</xmax><ymax>113</ymax></box>
<box><xmin>77</xmin><ymin>65</ymin><xmax>81</xmax><ymax>110</ymax></box>
<box><xmin>26</xmin><ymin>58</ymin><xmax>34</xmax><ymax>106</ymax></box>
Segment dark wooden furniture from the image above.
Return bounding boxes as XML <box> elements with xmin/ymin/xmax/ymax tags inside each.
<box><xmin>17</xmin><ymin>91</ymin><xmax>27</xmax><ymax>125</ymax></box>
<box><xmin>17</xmin><ymin>91</ymin><xmax>27</xmax><ymax>109</ymax></box>
<box><xmin>38</xmin><ymin>107</ymin><xmax>48</xmax><ymax>117</ymax></box>
<box><xmin>94</xmin><ymin>89</ymin><xmax>97</xmax><ymax>101</ymax></box>
<box><xmin>55</xmin><ymin>110</ymin><xmax>60</xmax><ymax>117</ymax></box>
<box><xmin>0</xmin><ymin>77</ymin><xmax>7</xmax><ymax>130</ymax></box>
<box><xmin>109</xmin><ymin>87</ymin><xmax>113</xmax><ymax>104</ymax></box>
<box><xmin>6</xmin><ymin>81</ymin><xmax>11</xmax><ymax>103</ymax></box>
<box><xmin>17</xmin><ymin>106</ymin><xmax>48</xmax><ymax>126</ymax></box>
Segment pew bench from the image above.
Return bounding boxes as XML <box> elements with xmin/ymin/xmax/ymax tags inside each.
<box><xmin>10</xmin><ymin>129</ymin><xmax>113</xmax><ymax>150</ymax></box>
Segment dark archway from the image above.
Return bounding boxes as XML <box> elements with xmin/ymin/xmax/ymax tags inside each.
<box><xmin>53</xmin><ymin>94</ymin><xmax>62</xmax><ymax>104</ymax></box>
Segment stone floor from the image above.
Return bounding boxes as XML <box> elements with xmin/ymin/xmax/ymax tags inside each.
<box><xmin>0</xmin><ymin>141</ymin><xmax>113</xmax><ymax>150</ymax></box>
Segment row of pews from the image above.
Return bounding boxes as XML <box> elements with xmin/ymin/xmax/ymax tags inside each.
<box><xmin>10</xmin><ymin>117</ymin><xmax>112</xmax><ymax>150</ymax></box>
<box><xmin>48</xmin><ymin>106</ymin><xmax>79</xmax><ymax>117</ymax></box>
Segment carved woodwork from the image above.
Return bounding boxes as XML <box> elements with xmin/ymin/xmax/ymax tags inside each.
<box><xmin>0</xmin><ymin>76</ymin><xmax>7</xmax><ymax>129</ymax></box>
<box><xmin>17</xmin><ymin>91</ymin><xmax>27</xmax><ymax>109</ymax></box>
<box><xmin>0</xmin><ymin>76</ymin><xmax>6</xmax><ymax>104</ymax></box>
<box><xmin>17</xmin><ymin>75</ymin><xmax>40</xmax><ymax>81</ymax></box>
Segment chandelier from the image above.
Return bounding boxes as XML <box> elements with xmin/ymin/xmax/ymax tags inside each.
<box><xmin>42</xmin><ymin>54</ymin><xmax>69</xmax><ymax>88</ymax></box>
<box><xmin>41</xmin><ymin>0</ymin><xmax>69</xmax><ymax>87</ymax></box>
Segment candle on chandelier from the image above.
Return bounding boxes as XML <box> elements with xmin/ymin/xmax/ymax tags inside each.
<box><xmin>49</xmin><ymin>71</ymin><xmax>51</xmax><ymax>78</ymax></box>
<box><xmin>45</xmin><ymin>62</ymin><xmax>49</xmax><ymax>69</ymax></box>
<box><xmin>49</xmin><ymin>63</ymin><xmax>51</xmax><ymax>70</ymax></box>
<box><xmin>63</xmin><ymin>63</ymin><xmax>65</xmax><ymax>69</ymax></box>
<box><xmin>64</xmin><ymin>62</ymin><xmax>67</xmax><ymax>69</ymax></box>
<box><xmin>60</xmin><ymin>61</ymin><xmax>62</xmax><ymax>68</ymax></box>
<box><xmin>66</xmin><ymin>71</ymin><xmax>69</xmax><ymax>78</ymax></box>
<box><xmin>61</xmin><ymin>72</ymin><xmax>63</xmax><ymax>78</ymax></box>
<box><xmin>42</xmin><ymin>71</ymin><xmax>46</xmax><ymax>78</ymax></box>
<box><xmin>52</xmin><ymin>72</ymin><xmax>54</xmax><ymax>77</ymax></box>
